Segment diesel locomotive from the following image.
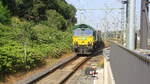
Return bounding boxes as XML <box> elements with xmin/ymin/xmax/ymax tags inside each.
<box><xmin>72</xmin><ymin>24</ymin><xmax>103</xmax><ymax>54</ymax></box>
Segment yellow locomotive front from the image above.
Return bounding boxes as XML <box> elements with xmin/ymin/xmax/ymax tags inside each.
<box><xmin>72</xmin><ymin>24</ymin><xmax>95</xmax><ymax>54</ymax></box>
<box><xmin>73</xmin><ymin>36</ymin><xmax>94</xmax><ymax>45</ymax></box>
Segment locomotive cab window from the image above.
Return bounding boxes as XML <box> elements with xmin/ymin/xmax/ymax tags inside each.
<box><xmin>73</xmin><ymin>28</ymin><xmax>93</xmax><ymax>36</ymax></box>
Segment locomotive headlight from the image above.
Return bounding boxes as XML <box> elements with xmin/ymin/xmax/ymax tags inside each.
<box><xmin>74</xmin><ymin>41</ymin><xmax>78</xmax><ymax>45</ymax></box>
<box><xmin>88</xmin><ymin>41</ymin><xmax>93</xmax><ymax>45</ymax></box>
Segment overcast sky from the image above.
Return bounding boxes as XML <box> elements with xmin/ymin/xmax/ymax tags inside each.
<box><xmin>66</xmin><ymin>0</ymin><xmax>141</xmax><ymax>31</ymax></box>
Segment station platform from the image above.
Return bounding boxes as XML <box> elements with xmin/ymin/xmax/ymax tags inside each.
<box><xmin>93</xmin><ymin>68</ymin><xmax>104</xmax><ymax>84</ymax></box>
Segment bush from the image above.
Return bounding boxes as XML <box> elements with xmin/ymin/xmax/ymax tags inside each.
<box><xmin>0</xmin><ymin>41</ymin><xmax>44</xmax><ymax>73</ymax></box>
<box><xmin>31</xmin><ymin>24</ymin><xmax>56</xmax><ymax>44</ymax></box>
<box><xmin>0</xmin><ymin>16</ymin><xmax>73</xmax><ymax>75</ymax></box>
<box><xmin>41</xmin><ymin>10</ymin><xmax>67</xmax><ymax>30</ymax></box>
<box><xmin>0</xmin><ymin>0</ymin><xmax>75</xmax><ymax>80</ymax></box>
<box><xmin>31</xmin><ymin>26</ymin><xmax>72</xmax><ymax>58</ymax></box>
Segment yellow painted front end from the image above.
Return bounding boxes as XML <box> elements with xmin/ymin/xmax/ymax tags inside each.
<box><xmin>73</xmin><ymin>36</ymin><xmax>94</xmax><ymax>45</ymax></box>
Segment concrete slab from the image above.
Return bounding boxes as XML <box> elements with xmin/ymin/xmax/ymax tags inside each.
<box><xmin>93</xmin><ymin>68</ymin><xmax>104</xmax><ymax>84</ymax></box>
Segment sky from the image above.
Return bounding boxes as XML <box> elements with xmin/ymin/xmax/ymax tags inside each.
<box><xmin>66</xmin><ymin>0</ymin><xmax>141</xmax><ymax>31</ymax></box>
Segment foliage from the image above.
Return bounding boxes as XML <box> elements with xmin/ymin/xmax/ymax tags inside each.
<box><xmin>0</xmin><ymin>1</ymin><xmax>10</xmax><ymax>24</ymax></box>
<box><xmin>31</xmin><ymin>24</ymin><xmax>72</xmax><ymax>58</ymax></box>
<box><xmin>0</xmin><ymin>0</ymin><xmax>76</xmax><ymax>80</ymax></box>
<box><xmin>50</xmin><ymin>0</ymin><xmax>77</xmax><ymax>23</ymax></box>
<box><xmin>45</xmin><ymin>10</ymin><xmax>67</xmax><ymax>30</ymax></box>
<box><xmin>0</xmin><ymin>42</ymin><xmax>44</xmax><ymax>73</ymax></box>
<box><xmin>1</xmin><ymin>0</ymin><xmax>77</xmax><ymax>24</ymax></box>
<box><xmin>0</xmin><ymin>23</ymin><xmax>44</xmax><ymax>73</ymax></box>
<box><xmin>0</xmin><ymin>18</ymin><xmax>73</xmax><ymax>75</ymax></box>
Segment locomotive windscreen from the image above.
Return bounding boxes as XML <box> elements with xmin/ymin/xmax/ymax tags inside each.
<box><xmin>73</xmin><ymin>28</ymin><xmax>93</xmax><ymax>36</ymax></box>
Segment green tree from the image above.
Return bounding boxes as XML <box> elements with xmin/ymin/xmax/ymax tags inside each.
<box><xmin>44</xmin><ymin>10</ymin><xmax>67</xmax><ymax>30</ymax></box>
<box><xmin>0</xmin><ymin>0</ymin><xmax>76</xmax><ymax>78</ymax></box>
<box><xmin>1</xmin><ymin>0</ymin><xmax>77</xmax><ymax>26</ymax></box>
<box><xmin>0</xmin><ymin>1</ymin><xmax>10</xmax><ymax>24</ymax></box>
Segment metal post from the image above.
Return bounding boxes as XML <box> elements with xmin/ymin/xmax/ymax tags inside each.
<box><xmin>128</xmin><ymin>0</ymin><xmax>136</xmax><ymax>50</ymax></box>
<box><xmin>126</xmin><ymin>0</ymin><xmax>129</xmax><ymax>47</ymax></box>
<box><xmin>140</xmin><ymin>0</ymin><xmax>149</xmax><ymax>49</ymax></box>
<box><xmin>120</xmin><ymin>0</ymin><xmax>129</xmax><ymax>47</ymax></box>
<box><xmin>121</xmin><ymin>3</ymin><xmax>124</xmax><ymax>45</ymax></box>
<box><xmin>126</xmin><ymin>0</ymin><xmax>129</xmax><ymax>48</ymax></box>
<box><xmin>121</xmin><ymin>0</ymin><xmax>127</xmax><ymax>46</ymax></box>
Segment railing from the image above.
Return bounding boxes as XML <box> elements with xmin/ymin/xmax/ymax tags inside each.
<box><xmin>110</xmin><ymin>42</ymin><xmax>150</xmax><ymax>84</ymax></box>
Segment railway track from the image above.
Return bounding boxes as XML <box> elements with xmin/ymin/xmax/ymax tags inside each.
<box><xmin>15</xmin><ymin>55</ymin><xmax>91</xmax><ymax>84</ymax></box>
<box><xmin>34</xmin><ymin>56</ymin><xmax>89</xmax><ymax>84</ymax></box>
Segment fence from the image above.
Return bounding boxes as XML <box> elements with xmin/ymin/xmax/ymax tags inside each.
<box><xmin>110</xmin><ymin>43</ymin><xmax>150</xmax><ymax>84</ymax></box>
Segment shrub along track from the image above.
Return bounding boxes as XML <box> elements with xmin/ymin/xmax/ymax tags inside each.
<box><xmin>15</xmin><ymin>55</ymin><xmax>90</xmax><ymax>84</ymax></box>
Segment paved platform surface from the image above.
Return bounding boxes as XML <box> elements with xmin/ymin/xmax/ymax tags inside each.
<box><xmin>93</xmin><ymin>68</ymin><xmax>104</xmax><ymax>84</ymax></box>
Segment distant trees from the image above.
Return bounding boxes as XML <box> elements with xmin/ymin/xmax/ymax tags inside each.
<box><xmin>1</xmin><ymin>0</ymin><xmax>77</xmax><ymax>25</ymax></box>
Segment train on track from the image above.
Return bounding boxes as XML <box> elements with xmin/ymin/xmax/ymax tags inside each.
<box><xmin>72</xmin><ymin>24</ymin><xmax>104</xmax><ymax>54</ymax></box>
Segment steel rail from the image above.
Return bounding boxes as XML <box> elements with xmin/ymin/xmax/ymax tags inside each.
<box><xmin>33</xmin><ymin>57</ymin><xmax>90</xmax><ymax>84</ymax></box>
<box><xmin>15</xmin><ymin>54</ymin><xmax>77</xmax><ymax>84</ymax></box>
<box><xmin>15</xmin><ymin>47</ymin><xmax>103</xmax><ymax>84</ymax></box>
<box><xmin>59</xmin><ymin>57</ymin><xmax>90</xmax><ymax>84</ymax></box>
